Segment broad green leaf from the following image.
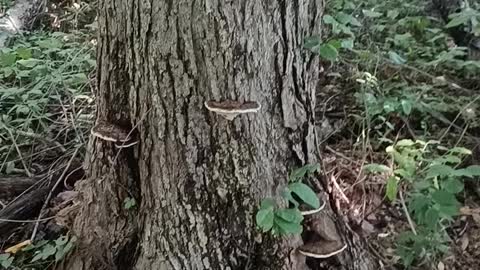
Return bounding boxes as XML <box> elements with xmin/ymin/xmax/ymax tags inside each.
<box><xmin>0</xmin><ymin>52</ymin><xmax>16</xmax><ymax>66</ymax></box>
<box><xmin>256</xmin><ymin>209</ymin><xmax>274</xmax><ymax>232</ymax></box>
<box><xmin>362</xmin><ymin>9</ymin><xmax>383</xmax><ymax>18</ymax></box>
<box><xmin>453</xmin><ymin>165</ymin><xmax>480</xmax><ymax>178</ymax></box>
<box><xmin>281</xmin><ymin>190</ymin><xmax>299</xmax><ymax>207</ymax></box>
<box><xmin>54</xmin><ymin>236</ymin><xmax>69</xmax><ymax>246</ymax></box>
<box><xmin>448</xmin><ymin>147</ymin><xmax>472</xmax><ymax>155</ymax></box>
<box><xmin>424</xmin><ymin>208</ymin><xmax>439</xmax><ymax>228</ymax></box>
<box><xmin>386</xmin><ymin>176</ymin><xmax>398</xmax><ymax>201</ymax></box>
<box><xmin>288</xmin><ymin>182</ymin><xmax>320</xmax><ymax>208</ymax></box>
<box><xmin>426</xmin><ymin>164</ymin><xmax>455</xmax><ymax>179</ymax></box>
<box><xmin>289</xmin><ymin>164</ymin><xmax>320</xmax><ymax>182</ymax></box>
<box><xmin>409</xmin><ymin>194</ymin><xmax>430</xmax><ymax>213</ymax></box>
<box><xmin>42</xmin><ymin>244</ymin><xmax>57</xmax><ymax>257</ymax></box>
<box><xmin>396</xmin><ymin>139</ymin><xmax>415</xmax><ymax>147</ymax></box>
<box><xmin>389</xmin><ymin>51</ymin><xmax>406</xmax><ymax>65</ymax></box>
<box><xmin>445</xmin><ymin>10</ymin><xmax>477</xmax><ymax>28</ymax></box>
<box><xmin>387</xmin><ymin>10</ymin><xmax>400</xmax><ymax>19</ymax></box>
<box><xmin>16</xmin><ymin>47</ymin><xmax>32</xmax><ymax>59</ymax></box>
<box><xmin>432</xmin><ymin>190</ymin><xmax>457</xmax><ymax>206</ymax></box>
<box><xmin>401</xmin><ymin>99</ymin><xmax>412</xmax><ymax>115</ymax></box>
<box><xmin>274</xmin><ymin>217</ymin><xmax>303</xmax><ymax>235</ymax></box>
<box><xmin>323</xmin><ymin>14</ymin><xmax>338</xmax><ymax>25</ymax></box>
<box><xmin>275</xmin><ymin>208</ymin><xmax>303</xmax><ymax>224</ymax></box>
<box><xmin>442</xmin><ymin>178</ymin><xmax>464</xmax><ymax>194</ymax></box>
<box><xmin>413</xmin><ymin>180</ymin><xmax>431</xmax><ymax>190</ymax></box>
<box><xmin>340</xmin><ymin>39</ymin><xmax>354</xmax><ymax>49</ymax></box>
<box><xmin>17</xmin><ymin>58</ymin><xmax>41</xmax><ymax>68</ymax></box>
<box><xmin>437</xmin><ymin>204</ymin><xmax>459</xmax><ymax>218</ymax></box>
<box><xmin>0</xmin><ymin>255</ymin><xmax>13</xmax><ymax>268</ymax></box>
<box><xmin>364</xmin><ymin>163</ymin><xmax>391</xmax><ymax>173</ymax></box>
<box><xmin>36</xmin><ymin>38</ymin><xmax>63</xmax><ymax>49</ymax></box>
<box><xmin>304</xmin><ymin>36</ymin><xmax>321</xmax><ymax>49</ymax></box>
<box><xmin>319</xmin><ymin>44</ymin><xmax>338</xmax><ymax>61</ymax></box>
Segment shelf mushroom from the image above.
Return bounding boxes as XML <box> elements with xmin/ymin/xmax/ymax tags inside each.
<box><xmin>297</xmin><ymin>240</ymin><xmax>347</xmax><ymax>259</ymax></box>
<box><xmin>204</xmin><ymin>100</ymin><xmax>261</xmax><ymax>120</ymax></box>
<box><xmin>90</xmin><ymin>122</ymin><xmax>138</xmax><ymax>148</ymax></box>
<box><xmin>299</xmin><ymin>200</ymin><xmax>326</xmax><ymax>216</ymax></box>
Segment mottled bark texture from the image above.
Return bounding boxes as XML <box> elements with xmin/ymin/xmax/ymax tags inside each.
<box><xmin>61</xmin><ymin>1</ymin><xmax>377</xmax><ymax>270</ymax></box>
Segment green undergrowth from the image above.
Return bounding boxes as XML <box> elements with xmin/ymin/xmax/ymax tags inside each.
<box><xmin>0</xmin><ymin>31</ymin><xmax>95</xmax><ymax>175</ymax></box>
<box><xmin>0</xmin><ymin>30</ymin><xmax>95</xmax><ymax>268</ymax></box>
<box><xmin>307</xmin><ymin>0</ymin><xmax>480</xmax><ymax>268</ymax></box>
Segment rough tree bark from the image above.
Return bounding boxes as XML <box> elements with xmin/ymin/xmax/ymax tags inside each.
<box><xmin>61</xmin><ymin>1</ymin><xmax>377</xmax><ymax>270</ymax></box>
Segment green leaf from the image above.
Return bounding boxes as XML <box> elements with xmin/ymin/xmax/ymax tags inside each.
<box><xmin>274</xmin><ymin>216</ymin><xmax>303</xmax><ymax>235</ymax></box>
<box><xmin>453</xmin><ymin>165</ymin><xmax>480</xmax><ymax>178</ymax></box>
<box><xmin>42</xmin><ymin>244</ymin><xmax>57</xmax><ymax>257</ymax></box>
<box><xmin>448</xmin><ymin>147</ymin><xmax>472</xmax><ymax>155</ymax></box>
<box><xmin>432</xmin><ymin>190</ymin><xmax>457</xmax><ymax>206</ymax></box>
<box><xmin>256</xmin><ymin>209</ymin><xmax>274</xmax><ymax>232</ymax></box>
<box><xmin>319</xmin><ymin>44</ymin><xmax>338</xmax><ymax>61</ymax></box>
<box><xmin>386</xmin><ymin>176</ymin><xmax>398</xmax><ymax>201</ymax></box>
<box><xmin>437</xmin><ymin>204</ymin><xmax>459</xmax><ymax>218</ymax></box>
<box><xmin>442</xmin><ymin>178</ymin><xmax>464</xmax><ymax>194</ymax></box>
<box><xmin>396</xmin><ymin>139</ymin><xmax>415</xmax><ymax>147</ymax></box>
<box><xmin>0</xmin><ymin>52</ymin><xmax>16</xmax><ymax>67</ymax></box>
<box><xmin>364</xmin><ymin>163</ymin><xmax>391</xmax><ymax>173</ymax></box>
<box><xmin>424</xmin><ymin>208</ymin><xmax>440</xmax><ymax>228</ymax></box>
<box><xmin>288</xmin><ymin>182</ymin><xmax>320</xmax><ymax>208</ymax></box>
<box><xmin>445</xmin><ymin>10</ymin><xmax>477</xmax><ymax>28</ymax></box>
<box><xmin>401</xmin><ymin>99</ymin><xmax>413</xmax><ymax>115</ymax></box>
<box><xmin>0</xmin><ymin>253</ymin><xmax>13</xmax><ymax>268</ymax></box>
<box><xmin>281</xmin><ymin>190</ymin><xmax>299</xmax><ymax>207</ymax></box>
<box><xmin>275</xmin><ymin>208</ymin><xmax>303</xmax><ymax>223</ymax></box>
<box><xmin>323</xmin><ymin>14</ymin><xmax>338</xmax><ymax>25</ymax></box>
<box><xmin>413</xmin><ymin>180</ymin><xmax>431</xmax><ymax>191</ymax></box>
<box><xmin>289</xmin><ymin>164</ymin><xmax>320</xmax><ymax>182</ymax></box>
<box><xmin>17</xmin><ymin>58</ymin><xmax>41</xmax><ymax>68</ymax></box>
<box><xmin>388</xmin><ymin>51</ymin><xmax>406</xmax><ymax>65</ymax></box>
<box><xmin>426</xmin><ymin>164</ymin><xmax>455</xmax><ymax>179</ymax></box>
<box><xmin>16</xmin><ymin>47</ymin><xmax>32</xmax><ymax>59</ymax></box>
<box><xmin>54</xmin><ymin>235</ymin><xmax>69</xmax><ymax>246</ymax></box>
<box><xmin>304</xmin><ymin>36</ymin><xmax>321</xmax><ymax>49</ymax></box>
<box><xmin>340</xmin><ymin>39</ymin><xmax>354</xmax><ymax>49</ymax></box>
<box><xmin>36</xmin><ymin>38</ymin><xmax>63</xmax><ymax>49</ymax></box>
<box><xmin>123</xmin><ymin>197</ymin><xmax>136</xmax><ymax>209</ymax></box>
<box><xmin>409</xmin><ymin>194</ymin><xmax>430</xmax><ymax>214</ymax></box>
<box><xmin>362</xmin><ymin>9</ymin><xmax>383</xmax><ymax>18</ymax></box>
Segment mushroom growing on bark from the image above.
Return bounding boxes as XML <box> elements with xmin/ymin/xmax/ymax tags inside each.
<box><xmin>90</xmin><ymin>122</ymin><xmax>138</xmax><ymax>148</ymax></box>
<box><xmin>204</xmin><ymin>100</ymin><xmax>261</xmax><ymax>120</ymax></box>
<box><xmin>297</xmin><ymin>240</ymin><xmax>347</xmax><ymax>259</ymax></box>
<box><xmin>300</xmin><ymin>200</ymin><xmax>326</xmax><ymax>216</ymax></box>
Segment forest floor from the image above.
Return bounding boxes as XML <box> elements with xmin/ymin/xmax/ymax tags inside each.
<box><xmin>0</xmin><ymin>0</ymin><xmax>479</xmax><ymax>269</ymax></box>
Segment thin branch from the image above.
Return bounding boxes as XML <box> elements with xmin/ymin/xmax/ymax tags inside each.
<box><xmin>399</xmin><ymin>189</ymin><xmax>417</xmax><ymax>235</ymax></box>
<box><xmin>30</xmin><ymin>147</ymin><xmax>79</xmax><ymax>241</ymax></box>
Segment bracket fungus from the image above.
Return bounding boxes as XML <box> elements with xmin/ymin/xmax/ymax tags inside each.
<box><xmin>204</xmin><ymin>100</ymin><xmax>261</xmax><ymax>120</ymax></box>
<box><xmin>297</xmin><ymin>240</ymin><xmax>347</xmax><ymax>259</ymax></box>
<box><xmin>300</xmin><ymin>200</ymin><xmax>326</xmax><ymax>216</ymax></box>
<box><xmin>91</xmin><ymin>122</ymin><xmax>138</xmax><ymax>148</ymax></box>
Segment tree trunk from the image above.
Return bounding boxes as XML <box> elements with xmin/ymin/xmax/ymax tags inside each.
<box><xmin>61</xmin><ymin>1</ymin><xmax>377</xmax><ymax>270</ymax></box>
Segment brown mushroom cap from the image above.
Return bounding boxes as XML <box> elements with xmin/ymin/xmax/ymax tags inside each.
<box><xmin>298</xmin><ymin>240</ymin><xmax>347</xmax><ymax>259</ymax></box>
<box><xmin>204</xmin><ymin>100</ymin><xmax>261</xmax><ymax>120</ymax></box>
<box><xmin>91</xmin><ymin>122</ymin><xmax>133</xmax><ymax>143</ymax></box>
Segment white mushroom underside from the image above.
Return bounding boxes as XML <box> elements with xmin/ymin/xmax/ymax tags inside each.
<box><xmin>204</xmin><ymin>102</ymin><xmax>261</xmax><ymax>121</ymax></box>
<box><xmin>91</xmin><ymin>130</ymin><xmax>131</xmax><ymax>142</ymax></box>
<box><xmin>300</xmin><ymin>201</ymin><xmax>326</xmax><ymax>216</ymax></box>
<box><xmin>298</xmin><ymin>243</ymin><xmax>347</xmax><ymax>259</ymax></box>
